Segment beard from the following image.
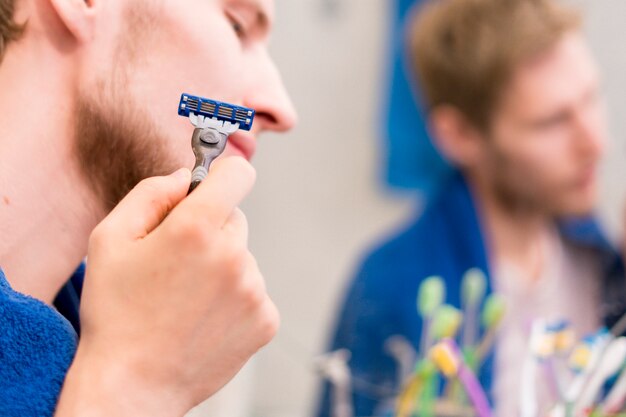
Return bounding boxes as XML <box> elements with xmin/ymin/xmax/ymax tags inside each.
<box><xmin>72</xmin><ymin>2</ymin><xmax>180</xmax><ymax>213</ymax></box>
<box><xmin>73</xmin><ymin>93</ymin><xmax>179</xmax><ymax>213</ymax></box>
<box><xmin>483</xmin><ymin>141</ymin><xmax>595</xmax><ymax>218</ymax></box>
<box><xmin>485</xmin><ymin>143</ymin><xmax>558</xmax><ymax>217</ymax></box>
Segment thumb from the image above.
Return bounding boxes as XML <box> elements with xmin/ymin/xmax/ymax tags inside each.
<box><xmin>101</xmin><ymin>168</ymin><xmax>191</xmax><ymax>241</ymax></box>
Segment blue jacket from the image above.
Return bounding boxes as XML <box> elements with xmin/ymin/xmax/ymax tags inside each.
<box><xmin>316</xmin><ymin>172</ymin><xmax>626</xmax><ymax>417</ymax></box>
<box><xmin>0</xmin><ymin>265</ymin><xmax>83</xmax><ymax>416</ymax></box>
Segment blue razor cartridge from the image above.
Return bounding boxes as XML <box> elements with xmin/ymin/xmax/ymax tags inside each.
<box><xmin>178</xmin><ymin>93</ymin><xmax>255</xmax><ymax>131</ymax></box>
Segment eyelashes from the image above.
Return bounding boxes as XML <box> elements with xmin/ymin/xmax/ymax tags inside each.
<box><xmin>231</xmin><ymin>19</ymin><xmax>245</xmax><ymax>38</ymax></box>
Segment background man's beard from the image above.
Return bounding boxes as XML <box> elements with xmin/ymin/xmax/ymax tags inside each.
<box><xmin>486</xmin><ymin>145</ymin><xmax>554</xmax><ymax>217</ymax></box>
<box><xmin>73</xmin><ymin>97</ymin><xmax>179</xmax><ymax>212</ymax></box>
<box><xmin>491</xmin><ymin>175</ymin><xmax>547</xmax><ymax>216</ymax></box>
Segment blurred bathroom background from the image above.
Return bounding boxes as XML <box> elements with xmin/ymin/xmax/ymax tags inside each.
<box><xmin>189</xmin><ymin>1</ymin><xmax>626</xmax><ymax>416</ymax></box>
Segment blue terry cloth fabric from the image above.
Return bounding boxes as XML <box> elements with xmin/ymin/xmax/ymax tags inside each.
<box><xmin>383</xmin><ymin>0</ymin><xmax>451</xmax><ymax>195</ymax></box>
<box><xmin>0</xmin><ymin>268</ymin><xmax>80</xmax><ymax>416</ymax></box>
<box><xmin>315</xmin><ymin>171</ymin><xmax>626</xmax><ymax>417</ymax></box>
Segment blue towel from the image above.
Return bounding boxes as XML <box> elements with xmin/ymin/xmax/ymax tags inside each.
<box><xmin>383</xmin><ymin>0</ymin><xmax>451</xmax><ymax>196</ymax></box>
<box><xmin>0</xmin><ymin>268</ymin><xmax>78</xmax><ymax>416</ymax></box>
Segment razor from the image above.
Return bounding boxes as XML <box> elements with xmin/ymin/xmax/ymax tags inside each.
<box><xmin>178</xmin><ymin>93</ymin><xmax>256</xmax><ymax>193</ymax></box>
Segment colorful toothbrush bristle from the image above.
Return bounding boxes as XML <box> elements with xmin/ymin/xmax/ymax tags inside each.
<box><xmin>418</xmin><ymin>276</ymin><xmax>445</xmax><ymax>318</ymax></box>
<box><xmin>547</xmin><ymin>321</ymin><xmax>575</xmax><ymax>354</ymax></box>
<box><xmin>432</xmin><ymin>305</ymin><xmax>464</xmax><ymax>340</ymax></box>
<box><xmin>430</xmin><ymin>342</ymin><xmax>459</xmax><ymax>378</ymax></box>
<box><xmin>569</xmin><ymin>344</ymin><xmax>592</xmax><ymax>373</ymax></box>
<box><xmin>481</xmin><ymin>294</ymin><xmax>506</xmax><ymax>329</ymax></box>
<box><xmin>461</xmin><ymin>269</ymin><xmax>487</xmax><ymax>308</ymax></box>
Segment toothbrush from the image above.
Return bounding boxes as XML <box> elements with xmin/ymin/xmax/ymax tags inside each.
<box><xmin>448</xmin><ymin>294</ymin><xmax>503</xmax><ymax>405</ymax></box>
<box><xmin>475</xmin><ymin>294</ymin><xmax>507</xmax><ymax>364</ymax></box>
<box><xmin>520</xmin><ymin>320</ymin><xmax>550</xmax><ymax>417</ymax></box>
<box><xmin>385</xmin><ymin>335</ymin><xmax>418</xmax><ymax>387</ymax></box>
<box><xmin>600</xmin><ymin>363</ymin><xmax>626</xmax><ymax>414</ymax></box>
<box><xmin>574</xmin><ymin>337</ymin><xmax>626</xmax><ymax>413</ymax></box>
<box><xmin>430</xmin><ymin>339</ymin><xmax>493</xmax><ymax>417</ymax></box>
<box><xmin>419</xmin><ymin>305</ymin><xmax>463</xmax><ymax>417</ymax></box>
<box><xmin>565</xmin><ymin>329</ymin><xmax>610</xmax><ymax>404</ymax></box>
<box><xmin>314</xmin><ymin>349</ymin><xmax>354</xmax><ymax>417</ymax></box>
<box><xmin>432</xmin><ymin>305</ymin><xmax>464</xmax><ymax>341</ymax></box>
<box><xmin>543</xmin><ymin>321</ymin><xmax>575</xmax><ymax>403</ymax></box>
<box><xmin>396</xmin><ymin>359</ymin><xmax>437</xmax><ymax>417</ymax></box>
<box><xmin>549</xmin><ymin>330</ymin><xmax>612</xmax><ymax>417</ymax></box>
<box><xmin>396</xmin><ymin>372</ymin><xmax>426</xmax><ymax>417</ymax></box>
<box><xmin>461</xmin><ymin>269</ymin><xmax>487</xmax><ymax>350</ymax></box>
<box><xmin>417</xmin><ymin>276</ymin><xmax>445</xmax><ymax>358</ymax></box>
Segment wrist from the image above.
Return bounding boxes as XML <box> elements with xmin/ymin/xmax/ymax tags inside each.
<box><xmin>56</xmin><ymin>343</ymin><xmax>191</xmax><ymax>417</ymax></box>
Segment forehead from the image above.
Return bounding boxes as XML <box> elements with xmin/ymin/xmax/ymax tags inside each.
<box><xmin>503</xmin><ymin>33</ymin><xmax>598</xmax><ymax>112</ymax></box>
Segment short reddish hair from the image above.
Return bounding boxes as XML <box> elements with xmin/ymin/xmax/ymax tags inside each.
<box><xmin>410</xmin><ymin>0</ymin><xmax>582</xmax><ymax>129</ymax></box>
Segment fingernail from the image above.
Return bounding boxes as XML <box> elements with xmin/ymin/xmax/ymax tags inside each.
<box><xmin>172</xmin><ymin>168</ymin><xmax>190</xmax><ymax>180</ymax></box>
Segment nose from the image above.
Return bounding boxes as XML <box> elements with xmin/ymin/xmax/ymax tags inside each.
<box><xmin>244</xmin><ymin>52</ymin><xmax>298</xmax><ymax>134</ymax></box>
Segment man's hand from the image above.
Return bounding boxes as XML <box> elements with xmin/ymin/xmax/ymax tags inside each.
<box><xmin>56</xmin><ymin>157</ymin><xmax>279</xmax><ymax>417</ymax></box>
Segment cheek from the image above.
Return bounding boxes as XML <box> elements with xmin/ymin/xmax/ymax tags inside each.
<box><xmin>124</xmin><ymin>3</ymin><xmax>245</xmax><ymax>106</ymax></box>
<box><xmin>491</xmin><ymin>134</ymin><xmax>570</xmax><ymax>198</ymax></box>
<box><xmin>111</xmin><ymin>5</ymin><xmax>249</xmax><ymax>167</ymax></box>
<box><xmin>514</xmin><ymin>134</ymin><xmax>572</xmax><ymax>178</ymax></box>
<box><xmin>154</xmin><ymin>3</ymin><xmax>246</xmax><ymax>99</ymax></box>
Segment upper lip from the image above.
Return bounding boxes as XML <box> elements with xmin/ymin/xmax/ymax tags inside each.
<box><xmin>227</xmin><ymin>131</ymin><xmax>257</xmax><ymax>161</ymax></box>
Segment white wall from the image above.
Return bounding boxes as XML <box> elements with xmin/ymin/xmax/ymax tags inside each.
<box><xmin>246</xmin><ymin>1</ymin><xmax>414</xmax><ymax>416</ymax></box>
<box><xmin>194</xmin><ymin>1</ymin><xmax>626</xmax><ymax>417</ymax></box>
<box><xmin>579</xmin><ymin>0</ymin><xmax>626</xmax><ymax>238</ymax></box>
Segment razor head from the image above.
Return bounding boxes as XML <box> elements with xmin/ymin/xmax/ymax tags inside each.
<box><xmin>178</xmin><ymin>93</ymin><xmax>255</xmax><ymax>132</ymax></box>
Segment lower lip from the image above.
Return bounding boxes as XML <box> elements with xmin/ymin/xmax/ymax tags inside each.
<box><xmin>225</xmin><ymin>135</ymin><xmax>256</xmax><ymax>161</ymax></box>
<box><xmin>224</xmin><ymin>142</ymin><xmax>249</xmax><ymax>160</ymax></box>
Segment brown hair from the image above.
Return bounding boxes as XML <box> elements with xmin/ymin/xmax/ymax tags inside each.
<box><xmin>0</xmin><ymin>0</ymin><xmax>23</xmax><ymax>62</ymax></box>
<box><xmin>410</xmin><ymin>0</ymin><xmax>581</xmax><ymax>130</ymax></box>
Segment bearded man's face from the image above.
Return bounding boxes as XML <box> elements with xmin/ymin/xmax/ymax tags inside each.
<box><xmin>74</xmin><ymin>0</ymin><xmax>296</xmax><ymax>209</ymax></box>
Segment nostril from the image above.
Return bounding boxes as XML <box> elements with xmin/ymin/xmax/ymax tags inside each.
<box><xmin>255</xmin><ymin>111</ymin><xmax>281</xmax><ymax>130</ymax></box>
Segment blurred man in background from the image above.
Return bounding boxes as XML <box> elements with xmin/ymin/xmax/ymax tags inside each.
<box><xmin>0</xmin><ymin>0</ymin><xmax>295</xmax><ymax>415</ymax></box>
<box><xmin>318</xmin><ymin>0</ymin><xmax>626</xmax><ymax>416</ymax></box>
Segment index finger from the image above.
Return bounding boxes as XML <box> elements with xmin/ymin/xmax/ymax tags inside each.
<box><xmin>168</xmin><ymin>156</ymin><xmax>257</xmax><ymax>230</ymax></box>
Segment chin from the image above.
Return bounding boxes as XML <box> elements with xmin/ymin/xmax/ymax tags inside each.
<box><xmin>553</xmin><ymin>182</ymin><xmax>598</xmax><ymax>217</ymax></box>
<box><xmin>557</xmin><ymin>199</ymin><xmax>596</xmax><ymax>218</ymax></box>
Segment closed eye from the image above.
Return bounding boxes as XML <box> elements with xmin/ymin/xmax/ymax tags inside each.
<box><xmin>227</xmin><ymin>12</ymin><xmax>247</xmax><ymax>39</ymax></box>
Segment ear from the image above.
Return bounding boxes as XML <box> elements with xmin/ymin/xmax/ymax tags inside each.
<box><xmin>48</xmin><ymin>0</ymin><xmax>97</xmax><ymax>43</ymax></box>
<box><xmin>428</xmin><ymin>105</ymin><xmax>487</xmax><ymax>169</ymax></box>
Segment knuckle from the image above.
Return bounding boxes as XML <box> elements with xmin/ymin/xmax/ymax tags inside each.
<box><xmin>220</xmin><ymin>241</ymin><xmax>248</xmax><ymax>277</ymax></box>
<box><xmin>223</xmin><ymin>209</ymin><xmax>249</xmax><ymax>236</ymax></box>
<box><xmin>232</xmin><ymin>269</ymin><xmax>265</xmax><ymax>309</ymax></box>
<box><xmin>257</xmin><ymin>302</ymin><xmax>280</xmax><ymax>345</ymax></box>
<box><xmin>88</xmin><ymin>223</ymin><xmax>110</xmax><ymax>251</ymax></box>
<box><xmin>135</xmin><ymin>176</ymin><xmax>165</xmax><ymax>195</ymax></box>
<box><xmin>232</xmin><ymin>208</ymin><xmax>248</xmax><ymax>225</ymax></box>
<box><xmin>240</xmin><ymin>160</ymin><xmax>257</xmax><ymax>184</ymax></box>
<box><xmin>240</xmin><ymin>283</ymin><xmax>265</xmax><ymax>309</ymax></box>
<box><xmin>226</xmin><ymin>157</ymin><xmax>257</xmax><ymax>185</ymax></box>
<box><xmin>236</xmin><ymin>210</ymin><xmax>250</xmax><ymax>231</ymax></box>
<box><xmin>169</xmin><ymin>217</ymin><xmax>212</xmax><ymax>248</ymax></box>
